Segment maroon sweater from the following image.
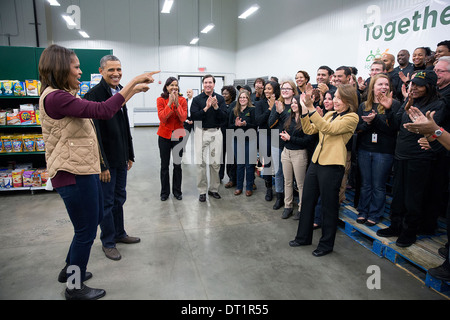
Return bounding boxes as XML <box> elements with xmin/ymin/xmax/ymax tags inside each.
<box><xmin>43</xmin><ymin>90</ymin><xmax>125</xmax><ymax>188</ymax></box>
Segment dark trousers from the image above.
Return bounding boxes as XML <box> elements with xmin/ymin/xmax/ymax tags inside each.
<box><xmin>294</xmin><ymin>162</ymin><xmax>344</xmax><ymax>252</ymax></box>
<box><xmin>158</xmin><ymin>136</ymin><xmax>183</xmax><ymax>197</ymax></box>
<box><xmin>390</xmin><ymin>158</ymin><xmax>432</xmax><ymax>234</ymax></box>
<box><xmin>56</xmin><ymin>175</ymin><xmax>103</xmax><ymax>282</ymax></box>
<box><xmin>99</xmin><ymin>165</ymin><xmax>128</xmax><ymax>248</ymax></box>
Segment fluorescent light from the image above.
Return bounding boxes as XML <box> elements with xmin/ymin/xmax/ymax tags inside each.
<box><xmin>190</xmin><ymin>38</ymin><xmax>199</xmax><ymax>45</ymax></box>
<box><xmin>62</xmin><ymin>15</ymin><xmax>77</xmax><ymax>26</ymax></box>
<box><xmin>161</xmin><ymin>0</ymin><xmax>174</xmax><ymax>13</ymax></box>
<box><xmin>239</xmin><ymin>4</ymin><xmax>260</xmax><ymax>19</ymax></box>
<box><xmin>79</xmin><ymin>31</ymin><xmax>90</xmax><ymax>38</ymax></box>
<box><xmin>201</xmin><ymin>23</ymin><xmax>215</xmax><ymax>34</ymax></box>
<box><xmin>47</xmin><ymin>0</ymin><xmax>60</xmax><ymax>6</ymax></box>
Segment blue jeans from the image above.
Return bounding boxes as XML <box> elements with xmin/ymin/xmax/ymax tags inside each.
<box><xmin>357</xmin><ymin>149</ymin><xmax>394</xmax><ymax>223</ymax></box>
<box><xmin>100</xmin><ymin>165</ymin><xmax>128</xmax><ymax>248</ymax></box>
<box><xmin>234</xmin><ymin>139</ymin><xmax>256</xmax><ymax>191</ymax></box>
<box><xmin>56</xmin><ymin>175</ymin><xmax>103</xmax><ymax>282</ymax></box>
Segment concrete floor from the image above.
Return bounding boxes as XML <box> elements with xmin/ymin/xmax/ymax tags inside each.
<box><xmin>0</xmin><ymin>127</ymin><xmax>446</xmax><ymax>300</ymax></box>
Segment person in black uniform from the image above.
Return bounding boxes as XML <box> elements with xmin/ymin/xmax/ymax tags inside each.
<box><xmin>84</xmin><ymin>55</ymin><xmax>140</xmax><ymax>261</ymax></box>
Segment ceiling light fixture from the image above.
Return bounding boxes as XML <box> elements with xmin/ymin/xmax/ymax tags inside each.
<box><xmin>190</xmin><ymin>38</ymin><xmax>199</xmax><ymax>45</ymax></box>
<box><xmin>47</xmin><ymin>0</ymin><xmax>60</xmax><ymax>6</ymax></box>
<box><xmin>239</xmin><ymin>4</ymin><xmax>260</xmax><ymax>19</ymax></box>
<box><xmin>201</xmin><ymin>23</ymin><xmax>215</xmax><ymax>34</ymax></box>
<box><xmin>161</xmin><ymin>0</ymin><xmax>174</xmax><ymax>14</ymax></box>
<box><xmin>79</xmin><ymin>31</ymin><xmax>90</xmax><ymax>38</ymax></box>
<box><xmin>62</xmin><ymin>15</ymin><xmax>77</xmax><ymax>26</ymax></box>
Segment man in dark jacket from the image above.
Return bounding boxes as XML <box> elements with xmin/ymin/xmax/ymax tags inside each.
<box><xmin>84</xmin><ymin>55</ymin><xmax>140</xmax><ymax>261</ymax></box>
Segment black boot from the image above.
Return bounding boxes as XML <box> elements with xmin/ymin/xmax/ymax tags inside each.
<box><xmin>265</xmin><ymin>180</ymin><xmax>273</xmax><ymax>201</ymax></box>
<box><xmin>273</xmin><ymin>193</ymin><xmax>284</xmax><ymax>210</ymax></box>
<box><xmin>65</xmin><ymin>284</ymin><xmax>106</xmax><ymax>300</ymax></box>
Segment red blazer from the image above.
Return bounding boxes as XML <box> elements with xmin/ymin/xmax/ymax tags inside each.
<box><xmin>157</xmin><ymin>96</ymin><xmax>188</xmax><ymax>139</ymax></box>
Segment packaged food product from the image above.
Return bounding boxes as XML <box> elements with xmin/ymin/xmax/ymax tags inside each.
<box><xmin>1</xmin><ymin>81</ymin><xmax>14</xmax><ymax>96</ymax></box>
<box><xmin>1</xmin><ymin>135</ymin><xmax>13</xmax><ymax>152</ymax></box>
<box><xmin>36</xmin><ymin>168</ymin><xmax>48</xmax><ymax>186</ymax></box>
<box><xmin>1</xmin><ymin>171</ymin><xmax>12</xmax><ymax>189</ymax></box>
<box><xmin>31</xmin><ymin>171</ymin><xmax>41</xmax><ymax>187</ymax></box>
<box><xmin>11</xmin><ymin>135</ymin><xmax>23</xmax><ymax>152</ymax></box>
<box><xmin>12</xmin><ymin>169</ymin><xmax>24</xmax><ymax>188</ymax></box>
<box><xmin>35</xmin><ymin>135</ymin><xmax>45</xmax><ymax>151</ymax></box>
<box><xmin>6</xmin><ymin>110</ymin><xmax>21</xmax><ymax>125</ymax></box>
<box><xmin>22</xmin><ymin>170</ymin><xmax>35</xmax><ymax>187</ymax></box>
<box><xmin>35</xmin><ymin>109</ymin><xmax>40</xmax><ymax>125</ymax></box>
<box><xmin>90</xmin><ymin>74</ymin><xmax>102</xmax><ymax>88</ymax></box>
<box><xmin>0</xmin><ymin>110</ymin><xmax>6</xmax><ymax>125</ymax></box>
<box><xmin>79</xmin><ymin>82</ymin><xmax>90</xmax><ymax>97</ymax></box>
<box><xmin>22</xmin><ymin>135</ymin><xmax>36</xmax><ymax>152</ymax></box>
<box><xmin>25</xmin><ymin>80</ymin><xmax>39</xmax><ymax>96</ymax></box>
<box><xmin>13</xmin><ymin>81</ymin><xmax>26</xmax><ymax>96</ymax></box>
<box><xmin>19</xmin><ymin>110</ymin><xmax>36</xmax><ymax>125</ymax></box>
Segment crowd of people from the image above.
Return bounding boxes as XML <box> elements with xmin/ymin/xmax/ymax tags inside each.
<box><xmin>156</xmin><ymin>41</ymin><xmax>450</xmax><ymax>275</ymax></box>
<box><xmin>38</xmin><ymin>40</ymin><xmax>450</xmax><ymax>300</ymax></box>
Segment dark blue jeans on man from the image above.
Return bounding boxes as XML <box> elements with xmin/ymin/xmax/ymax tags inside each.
<box><xmin>100</xmin><ymin>165</ymin><xmax>128</xmax><ymax>248</ymax></box>
<box><xmin>56</xmin><ymin>175</ymin><xmax>103</xmax><ymax>282</ymax></box>
<box><xmin>234</xmin><ymin>139</ymin><xmax>256</xmax><ymax>191</ymax></box>
<box><xmin>357</xmin><ymin>149</ymin><xmax>394</xmax><ymax>223</ymax></box>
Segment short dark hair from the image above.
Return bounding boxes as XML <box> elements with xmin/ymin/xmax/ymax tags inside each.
<box><xmin>254</xmin><ymin>77</ymin><xmax>266</xmax><ymax>87</ymax></box>
<box><xmin>221</xmin><ymin>85</ymin><xmax>237</xmax><ymax>101</ymax></box>
<box><xmin>100</xmin><ymin>55</ymin><xmax>121</xmax><ymax>69</ymax></box>
<box><xmin>336</xmin><ymin>66</ymin><xmax>352</xmax><ymax>76</ymax></box>
<box><xmin>437</xmin><ymin>40</ymin><xmax>450</xmax><ymax>51</ymax></box>
<box><xmin>202</xmin><ymin>74</ymin><xmax>215</xmax><ymax>83</ymax></box>
<box><xmin>416</xmin><ymin>46</ymin><xmax>432</xmax><ymax>56</ymax></box>
<box><xmin>318</xmin><ymin>66</ymin><xmax>334</xmax><ymax>76</ymax></box>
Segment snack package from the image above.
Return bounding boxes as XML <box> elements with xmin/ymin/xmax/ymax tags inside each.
<box><xmin>1</xmin><ymin>171</ymin><xmax>12</xmax><ymax>189</ymax></box>
<box><xmin>79</xmin><ymin>82</ymin><xmax>90</xmax><ymax>97</ymax></box>
<box><xmin>19</xmin><ymin>110</ymin><xmax>36</xmax><ymax>125</ymax></box>
<box><xmin>11</xmin><ymin>135</ymin><xmax>23</xmax><ymax>152</ymax></box>
<box><xmin>12</xmin><ymin>169</ymin><xmax>25</xmax><ymax>188</ymax></box>
<box><xmin>0</xmin><ymin>110</ymin><xmax>6</xmax><ymax>125</ymax></box>
<box><xmin>31</xmin><ymin>171</ymin><xmax>42</xmax><ymax>187</ymax></box>
<box><xmin>1</xmin><ymin>81</ymin><xmax>14</xmax><ymax>96</ymax></box>
<box><xmin>22</xmin><ymin>135</ymin><xmax>36</xmax><ymax>152</ymax></box>
<box><xmin>6</xmin><ymin>110</ymin><xmax>21</xmax><ymax>125</ymax></box>
<box><xmin>36</xmin><ymin>168</ymin><xmax>48</xmax><ymax>186</ymax></box>
<box><xmin>35</xmin><ymin>135</ymin><xmax>45</xmax><ymax>151</ymax></box>
<box><xmin>25</xmin><ymin>80</ymin><xmax>39</xmax><ymax>96</ymax></box>
<box><xmin>35</xmin><ymin>109</ymin><xmax>40</xmax><ymax>125</ymax></box>
<box><xmin>13</xmin><ymin>81</ymin><xmax>26</xmax><ymax>96</ymax></box>
<box><xmin>22</xmin><ymin>170</ymin><xmax>35</xmax><ymax>187</ymax></box>
<box><xmin>90</xmin><ymin>74</ymin><xmax>102</xmax><ymax>88</ymax></box>
<box><xmin>1</xmin><ymin>135</ymin><xmax>13</xmax><ymax>153</ymax></box>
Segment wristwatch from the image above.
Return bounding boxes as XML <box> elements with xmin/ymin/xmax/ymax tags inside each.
<box><xmin>431</xmin><ymin>127</ymin><xmax>444</xmax><ymax>139</ymax></box>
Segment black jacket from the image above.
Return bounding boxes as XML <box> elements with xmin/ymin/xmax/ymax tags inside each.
<box><xmin>84</xmin><ymin>78</ymin><xmax>134</xmax><ymax>171</ymax></box>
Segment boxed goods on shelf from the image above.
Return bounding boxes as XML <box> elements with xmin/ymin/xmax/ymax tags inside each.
<box><xmin>0</xmin><ymin>80</ymin><xmax>40</xmax><ymax>96</ymax></box>
<box><xmin>0</xmin><ymin>167</ymin><xmax>48</xmax><ymax>189</ymax></box>
<box><xmin>0</xmin><ymin>134</ymin><xmax>44</xmax><ymax>153</ymax></box>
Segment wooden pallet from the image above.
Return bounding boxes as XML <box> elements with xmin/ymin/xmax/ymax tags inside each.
<box><xmin>339</xmin><ymin>190</ymin><xmax>450</xmax><ymax>297</ymax></box>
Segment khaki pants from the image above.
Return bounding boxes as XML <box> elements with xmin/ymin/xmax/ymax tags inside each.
<box><xmin>194</xmin><ymin>128</ymin><xmax>223</xmax><ymax>194</ymax></box>
<box><xmin>281</xmin><ymin>148</ymin><xmax>308</xmax><ymax>210</ymax></box>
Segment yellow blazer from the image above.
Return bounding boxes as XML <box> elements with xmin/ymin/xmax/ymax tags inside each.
<box><xmin>301</xmin><ymin>111</ymin><xmax>359</xmax><ymax>166</ymax></box>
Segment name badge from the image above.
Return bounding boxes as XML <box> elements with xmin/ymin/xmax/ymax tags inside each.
<box><xmin>372</xmin><ymin>133</ymin><xmax>378</xmax><ymax>143</ymax></box>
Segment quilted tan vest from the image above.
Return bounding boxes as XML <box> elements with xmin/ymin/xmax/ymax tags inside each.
<box><xmin>39</xmin><ymin>87</ymin><xmax>101</xmax><ymax>178</ymax></box>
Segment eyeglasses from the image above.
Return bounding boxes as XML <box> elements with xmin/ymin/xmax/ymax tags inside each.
<box><xmin>434</xmin><ymin>69</ymin><xmax>449</xmax><ymax>74</ymax></box>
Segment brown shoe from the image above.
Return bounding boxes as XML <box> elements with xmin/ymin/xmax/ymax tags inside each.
<box><xmin>116</xmin><ymin>236</ymin><xmax>141</xmax><ymax>244</ymax></box>
<box><xmin>102</xmin><ymin>246</ymin><xmax>121</xmax><ymax>261</ymax></box>
<box><xmin>246</xmin><ymin>190</ymin><xmax>253</xmax><ymax>197</ymax></box>
<box><xmin>225</xmin><ymin>181</ymin><xmax>236</xmax><ymax>188</ymax></box>
<box><xmin>234</xmin><ymin>189</ymin><xmax>242</xmax><ymax>195</ymax></box>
